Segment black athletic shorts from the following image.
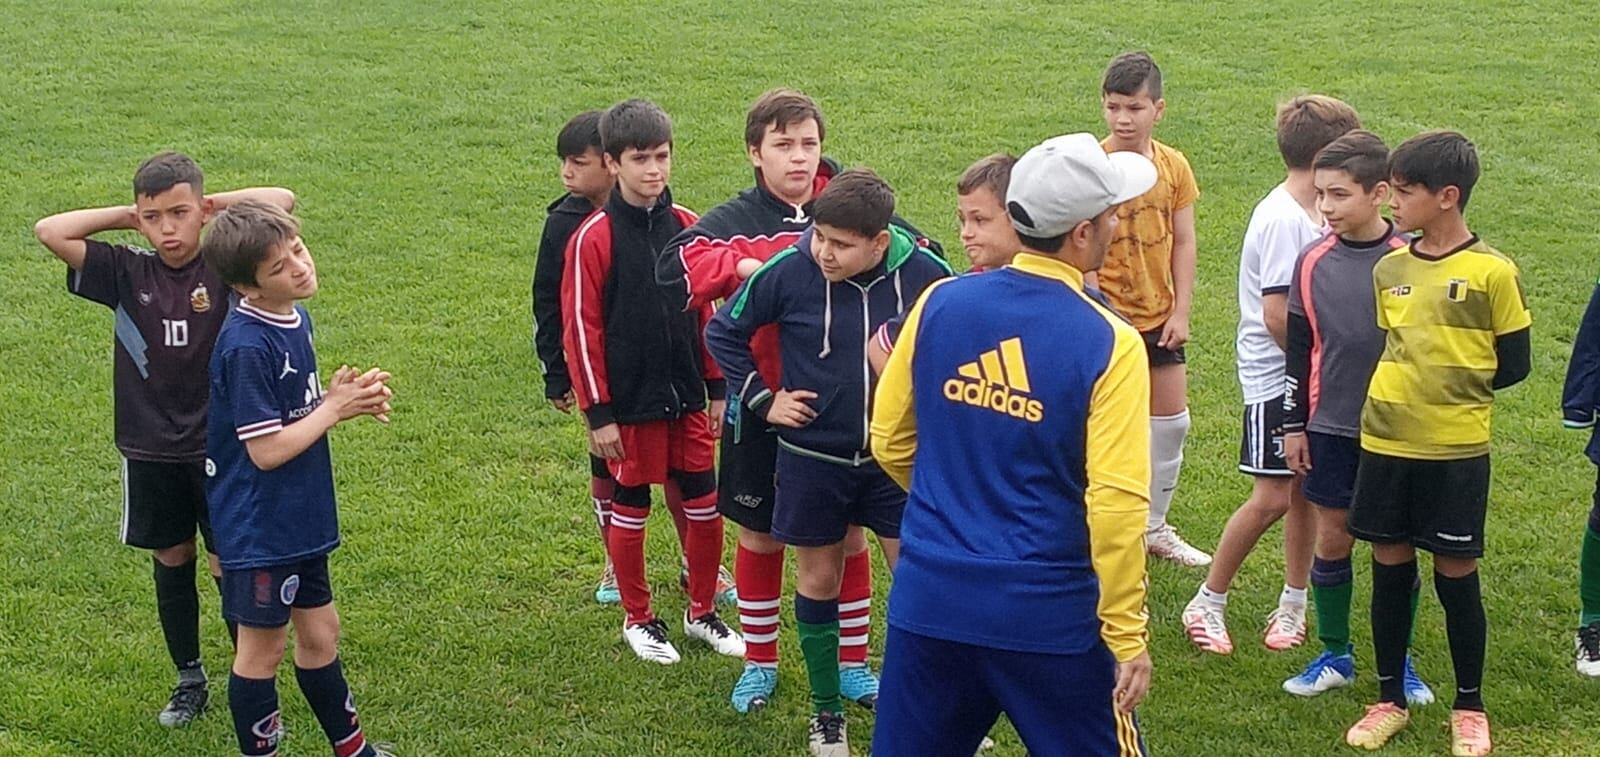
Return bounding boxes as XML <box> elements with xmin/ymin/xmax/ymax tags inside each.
<box><xmin>1141</xmin><ymin>327</ymin><xmax>1186</xmax><ymax>367</ymax></box>
<box><xmin>1239</xmin><ymin>401</ymin><xmax>1291</xmax><ymax>478</ymax></box>
<box><xmin>121</xmin><ymin>458</ymin><xmax>216</xmax><ymax>552</ymax></box>
<box><xmin>716</xmin><ymin>402</ymin><xmax>779</xmax><ymax>533</ymax></box>
<box><xmin>1348</xmin><ymin>450</ymin><xmax>1490</xmax><ymax>558</ymax></box>
<box><xmin>221</xmin><ymin>555</ymin><xmax>335</xmax><ymax>629</ymax></box>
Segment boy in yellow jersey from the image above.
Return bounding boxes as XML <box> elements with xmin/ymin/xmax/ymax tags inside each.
<box><xmin>1343</xmin><ymin>131</ymin><xmax>1530</xmax><ymax>756</ymax></box>
<box><xmin>1097</xmin><ymin>51</ymin><xmax>1207</xmax><ymax>567</ymax></box>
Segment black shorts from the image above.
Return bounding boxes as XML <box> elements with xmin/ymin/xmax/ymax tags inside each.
<box><xmin>589</xmin><ymin>453</ymin><xmax>611</xmax><ymax>480</ymax></box>
<box><xmin>717</xmin><ymin>404</ymin><xmax>779</xmax><ymax>533</ymax></box>
<box><xmin>1302</xmin><ymin>432</ymin><xmax>1361</xmax><ymax>509</ymax></box>
<box><xmin>1348</xmin><ymin>451</ymin><xmax>1490</xmax><ymax>558</ymax></box>
<box><xmin>221</xmin><ymin>555</ymin><xmax>335</xmax><ymax>628</ymax></box>
<box><xmin>1238</xmin><ymin>401</ymin><xmax>1291</xmax><ymax>477</ymax></box>
<box><xmin>121</xmin><ymin>458</ymin><xmax>215</xmax><ymax>552</ymax></box>
<box><xmin>1140</xmin><ymin>327</ymin><xmax>1186</xmax><ymax>367</ymax></box>
<box><xmin>771</xmin><ymin>448</ymin><xmax>906</xmax><ymax>546</ymax></box>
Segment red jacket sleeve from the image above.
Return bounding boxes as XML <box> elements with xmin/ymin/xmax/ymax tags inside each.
<box><xmin>676</xmin><ymin>234</ymin><xmax>800</xmax><ymax>310</ymax></box>
<box><xmin>562</xmin><ymin>214</ymin><xmax>617</xmax><ymax>427</ymax></box>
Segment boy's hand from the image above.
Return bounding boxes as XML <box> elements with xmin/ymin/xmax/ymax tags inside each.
<box><xmin>590</xmin><ymin>423</ymin><xmax>624</xmax><ymax>460</ymax></box>
<box><xmin>1113</xmin><ymin>651</ymin><xmax>1152</xmax><ymax>714</ymax></box>
<box><xmin>708</xmin><ymin>399</ymin><xmax>726</xmax><ymax>437</ymax></box>
<box><xmin>550</xmin><ymin>390</ymin><xmax>576</xmax><ymax>413</ymax></box>
<box><xmin>1283</xmin><ymin>431</ymin><xmax>1311</xmax><ymax>474</ymax></box>
<box><xmin>735</xmin><ymin>258</ymin><xmax>762</xmax><ymax>280</ymax></box>
<box><xmin>1159</xmin><ymin>315</ymin><xmax>1190</xmax><ymax>350</ymax></box>
<box><xmin>323</xmin><ymin>365</ymin><xmax>393</xmax><ymax>423</ymax></box>
<box><xmin>765</xmin><ymin>389</ymin><xmax>818</xmax><ymax>428</ymax></box>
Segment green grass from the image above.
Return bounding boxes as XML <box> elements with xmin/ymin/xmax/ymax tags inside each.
<box><xmin>3</xmin><ymin>0</ymin><xmax>1599</xmax><ymax>754</ymax></box>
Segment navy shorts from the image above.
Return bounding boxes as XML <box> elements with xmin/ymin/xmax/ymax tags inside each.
<box><xmin>221</xmin><ymin>555</ymin><xmax>335</xmax><ymax>628</ymax></box>
<box><xmin>873</xmin><ymin>626</ymin><xmax>1146</xmax><ymax>757</ymax></box>
<box><xmin>771</xmin><ymin>447</ymin><xmax>906</xmax><ymax>546</ymax></box>
<box><xmin>1302</xmin><ymin>432</ymin><xmax>1361</xmax><ymax>509</ymax></box>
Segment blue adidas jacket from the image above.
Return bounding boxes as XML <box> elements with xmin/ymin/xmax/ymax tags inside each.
<box><xmin>1563</xmin><ymin>279</ymin><xmax>1600</xmax><ymax>464</ymax></box>
<box><xmin>705</xmin><ymin>225</ymin><xmax>951</xmax><ymax>463</ymax></box>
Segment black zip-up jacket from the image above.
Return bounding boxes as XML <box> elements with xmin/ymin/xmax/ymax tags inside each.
<box><xmin>562</xmin><ymin>187</ymin><xmax>725</xmax><ymax>428</ymax></box>
<box><xmin>533</xmin><ymin>192</ymin><xmax>597</xmax><ymax>399</ymax></box>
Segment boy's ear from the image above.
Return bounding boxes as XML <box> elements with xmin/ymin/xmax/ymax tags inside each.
<box><xmin>200</xmin><ymin>196</ymin><xmax>217</xmax><ymax>224</ymax></box>
<box><xmin>1153</xmin><ymin>98</ymin><xmax>1167</xmax><ymax>121</ymax></box>
<box><xmin>874</xmin><ymin>229</ymin><xmax>892</xmax><ymax>255</ymax></box>
<box><xmin>603</xmin><ymin>153</ymin><xmax>620</xmax><ymax>177</ymax></box>
<box><xmin>1440</xmin><ymin>185</ymin><xmax>1461</xmax><ymax>211</ymax></box>
<box><xmin>1371</xmin><ymin>181</ymin><xmax>1391</xmax><ymax>207</ymax></box>
<box><xmin>748</xmin><ymin>143</ymin><xmax>763</xmax><ymax>169</ymax></box>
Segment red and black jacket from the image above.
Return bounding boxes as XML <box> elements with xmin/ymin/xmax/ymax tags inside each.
<box><xmin>562</xmin><ymin>187</ymin><xmax>724</xmax><ymax>428</ymax></box>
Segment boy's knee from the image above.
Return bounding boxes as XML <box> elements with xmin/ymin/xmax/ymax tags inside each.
<box><xmin>844</xmin><ymin>526</ymin><xmax>869</xmax><ymax>554</ymax></box>
<box><xmin>1434</xmin><ymin>555</ymin><xmax>1478</xmax><ymax>578</ymax></box>
<box><xmin>153</xmin><ymin>540</ymin><xmax>197</xmax><ymax>567</ymax></box>
<box><xmin>738</xmin><ymin>527</ymin><xmax>784</xmax><ymax>554</ymax></box>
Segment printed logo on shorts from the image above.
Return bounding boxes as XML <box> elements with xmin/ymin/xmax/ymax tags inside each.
<box><xmin>254</xmin><ymin>571</ymin><xmax>274</xmax><ymax>607</ymax></box>
<box><xmin>205</xmin><ymin>458</ymin><xmax>216</xmax><ymax>477</ymax></box>
<box><xmin>280</xmin><ymin>574</ymin><xmax>301</xmax><ymax>605</ymax></box>
<box><xmin>1435</xmin><ymin>531</ymin><xmax>1473</xmax><ymax>543</ymax></box>
<box><xmin>944</xmin><ymin>337</ymin><xmax>1043</xmax><ymax>422</ymax></box>
<box><xmin>734</xmin><ymin>494</ymin><xmax>764</xmax><ymax>509</ymax></box>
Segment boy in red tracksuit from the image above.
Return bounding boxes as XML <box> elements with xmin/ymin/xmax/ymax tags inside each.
<box><xmin>562</xmin><ymin>99</ymin><xmax>744</xmax><ymax>664</ymax></box>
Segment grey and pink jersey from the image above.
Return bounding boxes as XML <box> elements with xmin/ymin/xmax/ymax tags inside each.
<box><xmin>1285</xmin><ymin>224</ymin><xmax>1409</xmax><ymax>437</ymax></box>
<box><xmin>68</xmin><ymin>239</ymin><xmax>231</xmax><ymax>462</ymax></box>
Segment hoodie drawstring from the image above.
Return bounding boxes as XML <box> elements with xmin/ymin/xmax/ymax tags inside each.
<box><xmin>893</xmin><ymin>271</ymin><xmax>904</xmax><ymax>312</ymax></box>
<box><xmin>819</xmin><ymin>282</ymin><xmax>833</xmax><ymax>359</ymax></box>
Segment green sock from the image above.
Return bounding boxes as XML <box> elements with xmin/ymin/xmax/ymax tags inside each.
<box><xmin>1314</xmin><ymin>581</ymin><xmax>1353</xmax><ymax>654</ymax></box>
<box><xmin>1581</xmin><ymin>526</ymin><xmax>1600</xmax><ymax>626</ymax></box>
<box><xmin>795</xmin><ymin>593</ymin><xmax>842</xmax><ymax>715</ymax></box>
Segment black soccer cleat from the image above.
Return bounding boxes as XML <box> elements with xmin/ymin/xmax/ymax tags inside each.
<box><xmin>157</xmin><ymin>681</ymin><xmax>209</xmax><ymax>727</ymax></box>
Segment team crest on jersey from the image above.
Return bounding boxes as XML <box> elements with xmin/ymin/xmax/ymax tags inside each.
<box><xmin>280</xmin><ymin>574</ymin><xmax>301</xmax><ymax>605</ymax></box>
<box><xmin>190</xmin><ymin>283</ymin><xmax>211</xmax><ymax>312</ymax></box>
<box><xmin>944</xmin><ymin>337</ymin><xmax>1044</xmax><ymax>422</ymax></box>
<box><xmin>138</xmin><ymin>290</ymin><xmax>153</xmax><ymax>306</ymax></box>
<box><xmin>1447</xmin><ymin>278</ymin><xmax>1469</xmax><ymax>303</ymax></box>
<box><xmin>1388</xmin><ymin>284</ymin><xmax>1412</xmax><ymax>297</ymax></box>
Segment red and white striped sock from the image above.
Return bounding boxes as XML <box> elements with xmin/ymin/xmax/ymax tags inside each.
<box><xmin>736</xmin><ymin>543</ymin><xmax>784</xmax><ymax>668</ymax></box>
<box><xmin>607</xmin><ymin>503</ymin><xmax>653</xmax><ymax>625</ymax></box>
<box><xmin>663</xmin><ymin>479</ymin><xmax>691</xmax><ymax>551</ymax></box>
<box><xmin>838</xmin><ymin>548</ymin><xmax>872</xmax><ymax>666</ymax></box>
<box><xmin>590</xmin><ymin>475</ymin><xmax>614</xmax><ymax>555</ymax></box>
<box><xmin>682</xmin><ymin>492</ymin><xmax>724</xmax><ymax>618</ymax></box>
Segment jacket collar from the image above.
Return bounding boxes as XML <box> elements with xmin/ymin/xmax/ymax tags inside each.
<box><xmin>751</xmin><ymin>156</ymin><xmax>840</xmax><ymax>223</ymax></box>
<box><xmin>1008</xmin><ymin>252</ymin><xmax>1087</xmax><ymax>290</ymax></box>
<box><xmin>605</xmin><ymin>186</ymin><xmax>674</xmax><ymax>228</ymax></box>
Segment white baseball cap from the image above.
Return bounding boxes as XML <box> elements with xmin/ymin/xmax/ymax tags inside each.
<box><xmin>1006</xmin><ymin>133</ymin><xmax>1158</xmax><ymax>237</ymax></box>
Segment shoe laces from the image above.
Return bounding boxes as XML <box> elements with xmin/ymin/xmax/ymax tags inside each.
<box><xmin>638</xmin><ymin>619</ymin><xmax>672</xmax><ymax>645</ymax></box>
<box><xmin>1192</xmin><ymin>604</ymin><xmax>1228</xmax><ymax>636</ymax></box>
<box><xmin>1579</xmin><ymin>624</ymin><xmax>1600</xmax><ymax>660</ymax></box>
<box><xmin>812</xmin><ymin>712</ymin><xmax>846</xmax><ymax>743</ymax></box>
<box><xmin>692</xmin><ymin>612</ymin><xmax>733</xmax><ymax>638</ymax></box>
<box><xmin>1453</xmin><ymin>710</ymin><xmax>1488</xmax><ymax>741</ymax></box>
<box><xmin>1356</xmin><ymin>702</ymin><xmax>1403</xmax><ymax>729</ymax></box>
<box><xmin>1267</xmin><ymin>606</ymin><xmax>1304</xmax><ymax>636</ymax></box>
<box><xmin>167</xmin><ymin>682</ymin><xmax>207</xmax><ymax>712</ymax></box>
<box><xmin>599</xmin><ymin>564</ymin><xmax>616</xmax><ymax>585</ymax></box>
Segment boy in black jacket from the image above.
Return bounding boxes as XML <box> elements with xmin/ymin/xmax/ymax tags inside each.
<box><xmin>706</xmin><ymin>170</ymin><xmax>951</xmax><ymax>755</ymax></box>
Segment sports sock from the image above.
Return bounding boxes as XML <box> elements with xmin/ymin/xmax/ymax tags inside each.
<box><xmin>607</xmin><ymin>502</ymin><xmax>653</xmax><ymax>625</ymax></box>
<box><xmin>211</xmin><ymin>573</ymin><xmax>239</xmax><ymax>649</ymax></box>
<box><xmin>1582</xmin><ymin>523</ymin><xmax>1600</xmax><ymax>626</ymax></box>
<box><xmin>228</xmin><ymin>672</ymin><xmax>281</xmax><ymax>757</ymax></box>
<box><xmin>590</xmin><ymin>472</ymin><xmax>615</xmax><ymax>552</ymax></box>
<box><xmin>736</xmin><ymin>543</ymin><xmax>784</xmax><ymax>667</ymax></box>
<box><xmin>680</xmin><ymin>491</ymin><xmax>724</xmax><ymax>618</ymax></box>
<box><xmin>663</xmin><ymin>479</ymin><xmax>691</xmax><ymax>551</ymax></box>
<box><xmin>1371</xmin><ymin>559</ymin><xmax>1417</xmax><ymax>708</ymax></box>
<box><xmin>838</xmin><ymin>549</ymin><xmax>872</xmax><ymax>666</ymax></box>
<box><xmin>1408</xmin><ymin>573</ymin><xmax>1422</xmax><ymax>647</ymax></box>
<box><xmin>795</xmin><ymin>593</ymin><xmax>842</xmax><ymax>715</ymax></box>
<box><xmin>1147</xmin><ymin>409</ymin><xmax>1190</xmax><ymax>530</ymax></box>
<box><xmin>1196</xmin><ymin>584</ymin><xmax>1227</xmax><ymax>609</ymax></box>
<box><xmin>1435</xmin><ymin>570</ymin><xmax>1487</xmax><ymax>712</ymax></box>
<box><xmin>1311</xmin><ymin>556</ymin><xmax>1354</xmax><ymax>655</ymax></box>
<box><xmin>1279</xmin><ymin>584</ymin><xmax>1308</xmax><ymax>607</ymax></box>
<box><xmin>154</xmin><ymin>557</ymin><xmax>202</xmax><ymax>672</ymax></box>
<box><xmin>295</xmin><ymin>658</ymin><xmax>377</xmax><ymax>757</ymax></box>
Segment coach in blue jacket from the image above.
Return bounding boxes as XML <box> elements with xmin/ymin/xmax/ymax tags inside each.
<box><xmin>869</xmin><ymin>133</ymin><xmax>1158</xmax><ymax>756</ymax></box>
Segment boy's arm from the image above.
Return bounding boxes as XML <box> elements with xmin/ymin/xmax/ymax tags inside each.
<box><xmin>33</xmin><ymin>204</ymin><xmax>138</xmax><ymax>271</ymax></box>
<box><xmin>1488</xmin><ymin>260</ymin><xmax>1534</xmax><ymax>391</ymax></box>
<box><xmin>1564</xmin><ymin>281</ymin><xmax>1600</xmax><ymax>427</ymax></box>
<box><xmin>561</xmin><ymin>222</ymin><xmax>616</xmax><ymax>427</ymax></box>
<box><xmin>533</xmin><ymin>215</ymin><xmax>576</xmax><ymax>403</ymax></box>
<box><xmin>227</xmin><ymin>348</ymin><xmax>390</xmax><ymax>472</ymax></box>
<box><xmin>1084</xmin><ymin>324</ymin><xmax>1153</xmax><ymax>664</ymax></box>
<box><xmin>869</xmin><ymin>287</ymin><xmax>939</xmax><ymax>490</ymax></box>
<box><xmin>659</xmin><ymin>213</ymin><xmax>790</xmax><ymax>312</ymax></box>
<box><xmin>703</xmin><ymin>268</ymin><xmax>781</xmax><ymax>416</ymax></box>
<box><xmin>1163</xmin><ymin>204</ymin><xmax>1197</xmax><ymax>348</ymax></box>
<box><xmin>1260</xmin><ymin>221</ymin><xmax>1302</xmax><ymax>350</ymax></box>
<box><xmin>1283</xmin><ymin>311</ymin><xmax>1313</xmax><ymax>431</ymax></box>
<box><xmin>697</xmin><ymin>301</ymin><xmax>727</xmax><ymax>400</ymax></box>
<box><xmin>208</xmin><ymin>187</ymin><xmax>295</xmax><ymax>212</ymax></box>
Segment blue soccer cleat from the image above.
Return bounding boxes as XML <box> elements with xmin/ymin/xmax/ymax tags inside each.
<box><xmin>1282</xmin><ymin>649</ymin><xmax>1356</xmax><ymax>697</ymax></box>
<box><xmin>839</xmin><ymin>664</ymin><xmax>879</xmax><ymax>710</ymax></box>
<box><xmin>594</xmin><ymin>563</ymin><xmax>620</xmax><ymax>605</ymax></box>
<box><xmin>1403</xmin><ymin>654</ymin><xmax>1435</xmax><ymax>706</ymax></box>
<box><xmin>730</xmin><ymin>663</ymin><xmax>778</xmax><ymax>713</ymax></box>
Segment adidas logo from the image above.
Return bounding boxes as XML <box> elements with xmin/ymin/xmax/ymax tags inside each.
<box><xmin>943</xmin><ymin>337</ymin><xmax>1044</xmax><ymax>422</ymax></box>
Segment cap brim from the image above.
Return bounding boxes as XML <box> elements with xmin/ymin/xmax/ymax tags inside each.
<box><xmin>1105</xmin><ymin>151</ymin><xmax>1159</xmax><ymax>205</ymax></box>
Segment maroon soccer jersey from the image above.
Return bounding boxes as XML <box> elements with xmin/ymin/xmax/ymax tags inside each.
<box><xmin>68</xmin><ymin>239</ymin><xmax>231</xmax><ymax>462</ymax></box>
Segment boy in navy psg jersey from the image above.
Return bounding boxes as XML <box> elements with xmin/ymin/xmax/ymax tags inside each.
<box><xmin>32</xmin><ymin>152</ymin><xmax>294</xmax><ymax>727</ymax></box>
<box><xmin>200</xmin><ymin>201</ymin><xmax>395</xmax><ymax>757</ymax></box>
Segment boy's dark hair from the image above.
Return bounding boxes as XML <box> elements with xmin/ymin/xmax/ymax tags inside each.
<box><xmin>1276</xmin><ymin>95</ymin><xmax>1361</xmax><ymax>170</ymax></box>
<box><xmin>957</xmin><ymin>153</ymin><xmax>1017</xmax><ymax>197</ymax></box>
<box><xmin>1313</xmin><ymin>129</ymin><xmax>1390</xmax><ymax>190</ymax></box>
<box><xmin>200</xmin><ymin>200</ymin><xmax>301</xmax><ymax>288</ymax></box>
<box><xmin>557</xmin><ymin>110</ymin><xmax>604</xmax><ymax>159</ymax></box>
<box><xmin>133</xmin><ymin>151</ymin><xmax>204</xmax><ymax>199</ymax></box>
<box><xmin>1102</xmin><ymin>52</ymin><xmax>1162</xmax><ymax>101</ymax></box>
<box><xmin>1389</xmin><ymin>130</ymin><xmax>1479</xmax><ymax>210</ymax></box>
<box><xmin>812</xmin><ymin>169</ymin><xmax>895</xmax><ymax>238</ymax></box>
<box><xmin>1016</xmin><ymin>231</ymin><xmax>1067</xmax><ymax>254</ymax></box>
<box><xmin>745</xmin><ymin>88</ymin><xmax>826</xmax><ymax>149</ymax></box>
<box><xmin>600</xmin><ymin>99</ymin><xmax>672</xmax><ymax>159</ymax></box>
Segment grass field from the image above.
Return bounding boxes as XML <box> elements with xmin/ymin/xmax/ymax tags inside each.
<box><xmin>3</xmin><ymin>1</ymin><xmax>1600</xmax><ymax>754</ymax></box>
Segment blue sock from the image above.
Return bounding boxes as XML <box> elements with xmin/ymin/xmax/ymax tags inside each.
<box><xmin>295</xmin><ymin>658</ymin><xmax>377</xmax><ymax>757</ymax></box>
<box><xmin>228</xmin><ymin>673</ymin><xmax>280</xmax><ymax>757</ymax></box>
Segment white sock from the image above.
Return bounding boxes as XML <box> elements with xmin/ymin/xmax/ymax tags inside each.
<box><xmin>1197</xmin><ymin>585</ymin><xmax>1227</xmax><ymax>609</ymax></box>
<box><xmin>1280</xmin><ymin>584</ymin><xmax>1308</xmax><ymax>607</ymax></box>
<box><xmin>1148</xmin><ymin>409</ymin><xmax>1190</xmax><ymax>530</ymax></box>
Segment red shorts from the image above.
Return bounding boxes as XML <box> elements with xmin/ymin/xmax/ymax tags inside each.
<box><xmin>610</xmin><ymin>412</ymin><xmax>716</xmax><ymax>486</ymax></box>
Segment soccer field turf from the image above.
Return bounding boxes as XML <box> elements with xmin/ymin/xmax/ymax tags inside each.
<box><xmin>3</xmin><ymin>1</ymin><xmax>1598</xmax><ymax>754</ymax></box>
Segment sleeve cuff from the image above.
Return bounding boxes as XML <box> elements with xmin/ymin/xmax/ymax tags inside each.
<box><xmin>746</xmin><ymin>388</ymin><xmax>774</xmax><ymax>416</ymax></box>
<box><xmin>1282</xmin><ymin>422</ymin><xmax>1306</xmax><ymax>433</ymax></box>
<box><xmin>584</xmin><ymin>403</ymin><xmax>616</xmax><ymax>427</ymax></box>
<box><xmin>544</xmin><ymin>374</ymin><xmax>572</xmax><ymax>400</ymax></box>
<box><xmin>705</xmin><ymin>379</ymin><xmax>727</xmax><ymax>401</ymax></box>
<box><xmin>1564</xmin><ymin>408</ymin><xmax>1596</xmax><ymax>429</ymax></box>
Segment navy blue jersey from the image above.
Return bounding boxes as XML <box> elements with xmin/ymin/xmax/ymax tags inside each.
<box><xmin>205</xmin><ymin>302</ymin><xmax>339</xmax><ymax>570</ymax></box>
